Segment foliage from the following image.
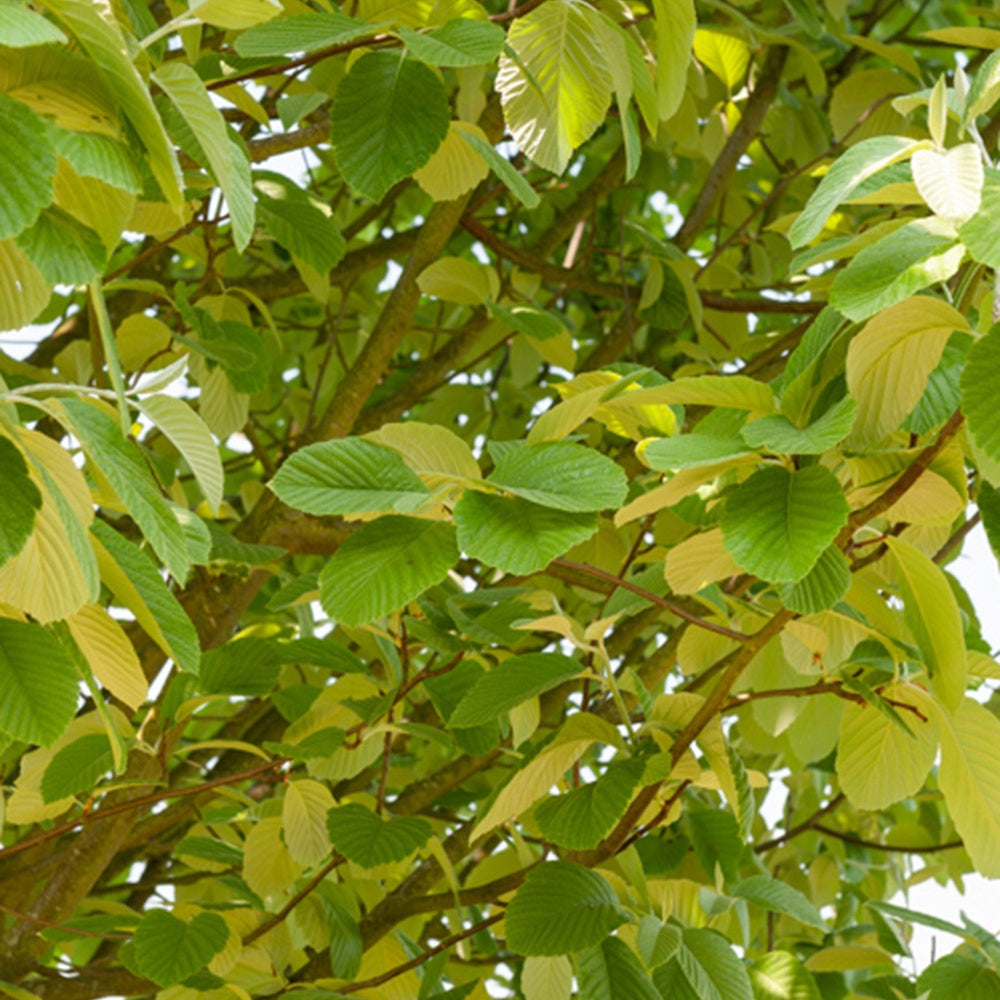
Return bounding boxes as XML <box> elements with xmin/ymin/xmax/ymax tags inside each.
<box><xmin>4</xmin><ymin>1</ymin><xmax>1000</xmax><ymax>998</ymax></box>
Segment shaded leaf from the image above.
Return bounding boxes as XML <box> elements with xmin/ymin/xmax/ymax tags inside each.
<box><xmin>326</xmin><ymin>803</ymin><xmax>431</xmax><ymax>867</ymax></box>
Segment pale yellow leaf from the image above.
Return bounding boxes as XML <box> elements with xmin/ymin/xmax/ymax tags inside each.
<box><xmin>846</xmin><ymin>296</ymin><xmax>968</xmax><ymax>444</ymax></box>
<box><xmin>414</xmin><ymin>121</ymin><xmax>490</xmax><ymax>201</ymax></box>
<box><xmin>418</xmin><ymin>256</ymin><xmax>499</xmax><ymax>305</ymax></box>
<box><xmin>366</xmin><ymin>420</ymin><xmax>480</xmax><ymax>486</ymax></box>
<box><xmin>0</xmin><ymin>239</ymin><xmax>49</xmax><ymax>332</ymax></box>
<box><xmin>805</xmin><ymin>946</ymin><xmax>895</xmax><ymax>972</ymax></box>
<box><xmin>66</xmin><ymin>604</ymin><xmax>147</xmax><ymax>711</ymax></box>
<box><xmin>931</xmin><ymin>697</ymin><xmax>1000</xmax><ymax>877</ymax></box>
<box><xmin>523</xmin><ymin>956</ymin><xmax>572</xmax><ymax>1000</ymax></box>
<box><xmin>911</xmin><ymin>143</ymin><xmax>983</xmax><ymax>223</ymax></box>
<box><xmin>282</xmin><ymin>778</ymin><xmax>335</xmax><ymax>868</ymax></box>
<box><xmin>664</xmin><ymin>528</ymin><xmax>740</xmax><ymax>594</ymax></box>
<box><xmin>836</xmin><ymin>682</ymin><xmax>938</xmax><ymax>810</ymax></box>
<box><xmin>243</xmin><ymin>816</ymin><xmax>302</xmax><ymax>902</ymax></box>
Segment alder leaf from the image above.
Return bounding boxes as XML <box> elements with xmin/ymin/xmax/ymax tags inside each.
<box><xmin>318</xmin><ymin>516</ymin><xmax>457</xmax><ymax>626</ymax></box>
<box><xmin>496</xmin><ymin>1</ymin><xmax>614</xmax><ymax>174</ymax></box>
<box><xmin>330</xmin><ymin>51</ymin><xmax>449</xmax><ymax>202</ymax></box>
<box><xmin>326</xmin><ymin>803</ymin><xmax>431</xmax><ymax>867</ymax></box>
<box><xmin>505</xmin><ymin>861</ymin><xmax>626</xmax><ymax>956</ymax></box>
<box><xmin>454</xmin><ymin>491</ymin><xmax>598</xmax><ymax>574</ymax></box>
<box><xmin>133</xmin><ymin>909</ymin><xmax>229</xmax><ymax>987</ymax></box>
<box><xmin>720</xmin><ymin>466</ymin><xmax>849</xmax><ymax>583</ymax></box>
<box><xmin>270</xmin><ymin>439</ymin><xmax>431</xmax><ymax>517</ymax></box>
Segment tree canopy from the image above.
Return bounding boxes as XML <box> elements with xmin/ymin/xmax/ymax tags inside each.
<box><xmin>3</xmin><ymin>0</ymin><xmax>1000</xmax><ymax>997</ymax></box>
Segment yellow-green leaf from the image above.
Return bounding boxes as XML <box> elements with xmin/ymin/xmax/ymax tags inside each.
<box><xmin>66</xmin><ymin>604</ymin><xmax>147</xmax><ymax>711</ymax></box>
<box><xmin>836</xmin><ymin>682</ymin><xmax>938</xmax><ymax>810</ymax></box>
<box><xmin>845</xmin><ymin>296</ymin><xmax>967</xmax><ymax>444</ymax></box>
<box><xmin>496</xmin><ymin>0</ymin><xmax>614</xmax><ymax>174</ymax></box>
<box><xmin>282</xmin><ymin>778</ymin><xmax>335</xmax><ymax>868</ymax></box>
<box><xmin>911</xmin><ymin>143</ymin><xmax>983</xmax><ymax>223</ymax></box>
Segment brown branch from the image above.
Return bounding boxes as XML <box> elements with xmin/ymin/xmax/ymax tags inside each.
<box><xmin>549</xmin><ymin>558</ymin><xmax>750</xmax><ymax>641</ymax></box>
<box><xmin>840</xmin><ymin>411</ymin><xmax>965</xmax><ymax>542</ymax></box>
<box><xmin>0</xmin><ymin>759</ymin><xmax>285</xmax><ymax>862</ymax></box>
<box><xmin>812</xmin><ymin>824</ymin><xmax>963</xmax><ymax>854</ymax></box>
<box><xmin>242</xmin><ymin>852</ymin><xmax>344</xmax><ymax>947</ymax></box>
<box><xmin>337</xmin><ymin>913</ymin><xmax>504</xmax><ymax>995</ymax></box>
<box><xmin>755</xmin><ymin>792</ymin><xmax>846</xmax><ymax>852</ymax></box>
<box><xmin>0</xmin><ymin>901</ymin><xmax>129</xmax><ymax>940</ymax></box>
<box><xmin>674</xmin><ymin>44</ymin><xmax>789</xmax><ymax>251</ymax></box>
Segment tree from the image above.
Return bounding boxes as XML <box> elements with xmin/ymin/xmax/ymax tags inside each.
<box><xmin>3</xmin><ymin>0</ymin><xmax>1000</xmax><ymax>996</ymax></box>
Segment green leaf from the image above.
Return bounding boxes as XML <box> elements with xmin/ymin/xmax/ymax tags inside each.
<box><xmin>454</xmin><ymin>125</ymin><xmax>540</xmax><ymax>208</ymax></box>
<box><xmin>327</xmin><ymin>904</ymin><xmax>362</xmax><ymax>980</ymax></box>
<box><xmin>829</xmin><ymin>217</ymin><xmax>964</xmax><ymax>322</ymax></box>
<box><xmin>40</xmin><ymin>0</ymin><xmax>183</xmax><ymax>212</ymax></box>
<box><xmin>720</xmin><ymin>465</ymin><xmax>849</xmax><ymax>583</ymax></box>
<box><xmin>911</xmin><ymin>143</ymin><xmax>983</xmax><ymax>222</ymax></box>
<box><xmin>56</xmin><ymin>399</ymin><xmax>189</xmax><ymax>582</ymax></box>
<box><xmin>199</xmin><ymin>637</ymin><xmax>282</xmax><ymax>696</ymax></box>
<box><xmin>847</xmin><ymin>296</ymin><xmax>967</xmax><ymax>444</ymax></box>
<box><xmin>449</xmin><ymin>653</ymin><xmax>583</xmax><ymax>728</ymax></box>
<box><xmin>0</xmin><ymin>619</ymin><xmax>78</xmax><ymax>746</ymax></box>
<box><xmin>487</xmin><ymin>442</ymin><xmax>627</xmax><ymax>512</ymax></box>
<box><xmin>496</xmin><ymin>1</ymin><xmax>614</xmax><ymax>174</ymax></box>
<box><xmin>0</xmin><ymin>0</ymin><xmax>66</xmax><ymax>46</ymax></box>
<box><xmin>641</xmin><ymin>433</ymin><xmax>754</xmax><ymax>471</ymax></box>
<box><xmin>234</xmin><ymin>10</ymin><xmax>371</xmax><ymax>56</ymax></box>
<box><xmin>270</xmin><ymin>439</ymin><xmax>431</xmax><ymax>517</ymax></box>
<box><xmin>654</xmin><ymin>928</ymin><xmax>754</xmax><ymax>1000</ymax></box>
<box><xmin>886</xmin><ymin>537</ymin><xmax>966</xmax><ymax>711</ymax></box>
<box><xmin>578</xmin><ymin>937</ymin><xmax>662</xmax><ymax>1000</ymax></box>
<box><xmin>959</xmin><ymin>173</ymin><xmax>1000</xmax><ymax>267</ymax></box>
<box><xmin>749</xmin><ymin>952</ymin><xmax>821</xmax><ymax>1000</ymax></box>
<box><xmin>319</xmin><ymin>516</ymin><xmax>457</xmax><ymax>626</ymax></box>
<box><xmin>836</xmin><ymin>682</ymin><xmax>937</xmax><ymax>810</ymax></box>
<box><xmin>326</xmin><ymin>803</ymin><xmax>431</xmax><ymax>867</ymax></box>
<box><xmin>137</xmin><ymin>394</ymin><xmax>224</xmax><ymax>514</ymax></box>
<box><xmin>133</xmin><ymin>909</ymin><xmax>229</xmax><ymax>987</ymax></box>
<box><xmin>962</xmin><ymin>321</ymin><xmax>1000</xmax><ymax>467</ymax></box>
<box><xmin>918</xmin><ymin>955</ymin><xmax>1000</xmax><ymax>1000</ymax></box>
<box><xmin>688</xmin><ymin>808</ymin><xmax>743</xmax><ymax>883</ymax></box>
<box><xmin>330</xmin><ymin>51</ymin><xmax>449</xmax><ymax>202</ymax></box>
<box><xmin>652</xmin><ymin>0</ymin><xmax>696</xmax><ymax>121</ymax></box>
<box><xmin>788</xmin><ymin>136</ymin><xmax>924</xmax><ymax>247</ymax></box>
<box><xmin>399</xmin><ymin>19</ymin><xmax>506</xmax><ymax>68</ymax></box>
<box><xmin>15</xmin><ymin>206</ymin><xmax>106</xmax><ymax>284</ymax></box>
<box><xmin>0</xmin><ymin>93</ymin><xmax>56</xmax><ymax>240</ymax></box>
<box><xmin>90</xmin><ymin>521</ymin><xmax>201</xmax><ymax>675</ymax></box>
<box><xmin>153</xmin><ymin>62</ymin><xmax>254</xmax><ymax>251</ymax></box>
<box><xmin>257</xmin><ymin>194</ymin><xmax>345</xmax><ymax>274</ymax></box>
<box><xmin>0</xmin><ymin>436</ymin><xmax>41</xmax><ymax>569</ymax></box>
<box><xmin>454</xmin><ymin>492</ymin><xmax>597</xmax><ymax>574</ymax></box>
<box><xmin>636</xmin><ymin>918</ymin><xmax>683</xmax><ymax>969</ymax></box>
<box><xmin>50</xmin><ymin>129</ymin><xmax>141</xmax><ymax>193</ymax></box>
<box><xmin>731</xmin><ymin>876</ymin><xmax>828</xmax><ymax>932</ymax></box>
<box><xmin>534</xmin><ymin>759</ymin><xmax>644</xmax><ymax>850</ymax></box>
<box><xmin>176</xmin><ymin>835</ymin><xmax>243</xmax><ymax>868</ymax></box>
<box><xmin>486</xmin><ymin>302</ymin><xmax>566</xmax><ymax>340</ymax></box>
<box><xmin>41</xmin><ymin>732</ymin><xmax>114</xmax><ymax>802</ymax></box>
<box><xmin>741</xmin><ymin>398</ymin><xmax>856</xmax><ymax>455</ymax></box>
<box><xmin>777</xmin><ymin>545</ymin><xmax>851</xmax><ymax>614</ymax></box>
<box><xmin>505</xmin><ymin>861</ymin><xmax>626</xmax><ymax>956</ymax></box>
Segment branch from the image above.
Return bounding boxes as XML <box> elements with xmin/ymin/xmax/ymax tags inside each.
<box><xmin>674</xmin><ymin>44</ymin><xmax>789</xmax><ymax>251</ymax></box>
<box><xmin>840</xmin><ymin>411</ymin><xmax>965</xmax><ymax>542</ymax></box>
<box><xmin>337</xmin><ymin>913</ymin><xmax>504</xmax><ymax>995</ymax></box>
<box><xmin>549</xmin><ymin>558</ymin><xmax>749</xmax><ymax>641</ymax></box>
<box><xmin>812</xmin><ymin>824</ymin><xmax>963</xmax><ymax>854</ymax></box>
<box><xmin>755</xmin><ymin>792</ymin><xmax>846</xmax><ymax>852</ymax></box>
